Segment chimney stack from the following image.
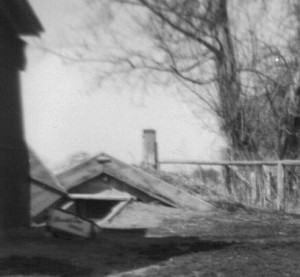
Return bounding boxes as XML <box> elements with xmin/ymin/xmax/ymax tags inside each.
<box><xmin>142</xmin><ymin>129</ymin><xmax>158</xmax><ymax>169</ymax></box>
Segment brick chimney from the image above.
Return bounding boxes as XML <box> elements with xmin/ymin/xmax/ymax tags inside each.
<box><xmin>142</xmin><ymin>129</ymin><xmax>158</xmax><ymax>169</ymax></box>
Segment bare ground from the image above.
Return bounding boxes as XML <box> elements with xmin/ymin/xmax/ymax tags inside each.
<box><xmin>1</xmin><ymin>202</ymin><xmax>300</xmax><ymax>277</ymax></box>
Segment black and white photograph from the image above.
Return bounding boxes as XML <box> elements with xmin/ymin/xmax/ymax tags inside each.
<box><xmin>0</xmin><ymin>0</ymin><xmax>300</xmax><ymax>276</ymax></box>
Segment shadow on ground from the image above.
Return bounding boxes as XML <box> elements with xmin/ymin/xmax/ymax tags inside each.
<box><xmin>0</xmin><ymin>255</ymin><xmax>92</xmax><ymax>276</ymax></box>
<box><xmin>0</xmin><ymin>234</ymin><xmax>234</xmax><ymax>277</ymax></box>
<box><xmin>126</xmin><ymin>237</ymin><xmax>232</xmax><ymax>261</ymax></box>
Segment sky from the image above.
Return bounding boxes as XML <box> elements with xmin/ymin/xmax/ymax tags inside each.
<box><xmin>21</xmin><ymin>0</ymin><xmax>226</xmax><ymax>170</ymax></box>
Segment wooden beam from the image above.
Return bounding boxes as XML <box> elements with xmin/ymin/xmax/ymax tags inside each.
<box><xmin>102</xmin><ymin>199</ymin><xmax>133</xmax><ymax>223</ymax></box>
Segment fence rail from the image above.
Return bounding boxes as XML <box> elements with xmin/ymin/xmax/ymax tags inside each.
<box><xmin>159</xmin><ymin>160</ymin><xmax>300</xmax><ymax>166</ymax></box>
<box><xmin>141</xmin><ymin>129</ymin><xmax>299</xmax><ymax>212</ymax></box>
<box><xmin>158</xmin><ymin>159</ymin><xmax>300</xmax><ymax>211</ymax></box>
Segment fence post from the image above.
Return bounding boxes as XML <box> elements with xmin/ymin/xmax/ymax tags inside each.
<box><xmin>250</xmin><ymin>171</ymin><xmax>257</xmax><ymax>203</ymax></box>
<box><xmin>264</xmin><ymin>166</ymin><xmax>271</xmax><ymax>201</ymax></box>
<box><xmin>277</xmin><ymin>162</ymin><xmax>285</xmax><ymax>210</ymax></box>
<box><xmin>225</xmin><ymin>165</ymin><xmax>231</xmax><ymax>195</ymax></box>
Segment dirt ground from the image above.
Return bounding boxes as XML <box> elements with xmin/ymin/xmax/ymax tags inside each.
<box><xmin>1</xmin><ymin>202</ymin><xmax>300</xmax><ymax>277</ymax></box>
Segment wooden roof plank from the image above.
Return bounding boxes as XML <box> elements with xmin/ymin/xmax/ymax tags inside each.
<box><xmin>29</xmin><ymin>150</ymin><xmax>67</xmax><ymax>195</ymax></box>
<box><xmin>100</xmin><ymin>153</ymin><xmax>215</xmax><ymax>211</ymax></box>
<box><xmin>57</xmin><ymin>153</ymin><xmax>215</xmax><ymax>212</ymax></box>
<box><xmin>29</xmin><ymin>149</ymin><xmax>67</xmax><ymax>220</ymax></box>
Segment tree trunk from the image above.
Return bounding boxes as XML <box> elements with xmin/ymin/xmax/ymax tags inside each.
<box><xmin>211</xmin><ymin>0</ymin><xmax>243</xmax><ymax>154</ymax></box>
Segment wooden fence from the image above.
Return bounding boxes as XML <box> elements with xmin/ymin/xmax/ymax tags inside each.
<box><xmin>158</xmin><ymin>160</ymin><xmax>300</xmax><ymax>211</ymax></box>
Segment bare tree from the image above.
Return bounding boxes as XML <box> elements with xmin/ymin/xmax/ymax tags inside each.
<box><xmin>79</xmin><ymin>0</ymin><xmax>300</xmax><ymax>162</ymax></box>
<box><xmin>93</xmin><ymin>0</ymin><xmax>246</xmax><ymax>155</ymax></box>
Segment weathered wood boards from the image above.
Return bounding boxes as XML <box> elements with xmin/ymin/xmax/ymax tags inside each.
<box><xmin>58</xmin><ymin>153</ymin><xmax>215</xmax><ymax>212</ymax></box>
<box><xmin>47</xmin><ymin>209</ymin><xmax>94</xmax><ymax>238</ymax></box>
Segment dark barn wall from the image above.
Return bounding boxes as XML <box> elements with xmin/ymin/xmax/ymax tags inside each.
<box><xmin>0</xmin><ymin>18</ymin><xmax>30</xmax><ymax>229</ymax></box>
